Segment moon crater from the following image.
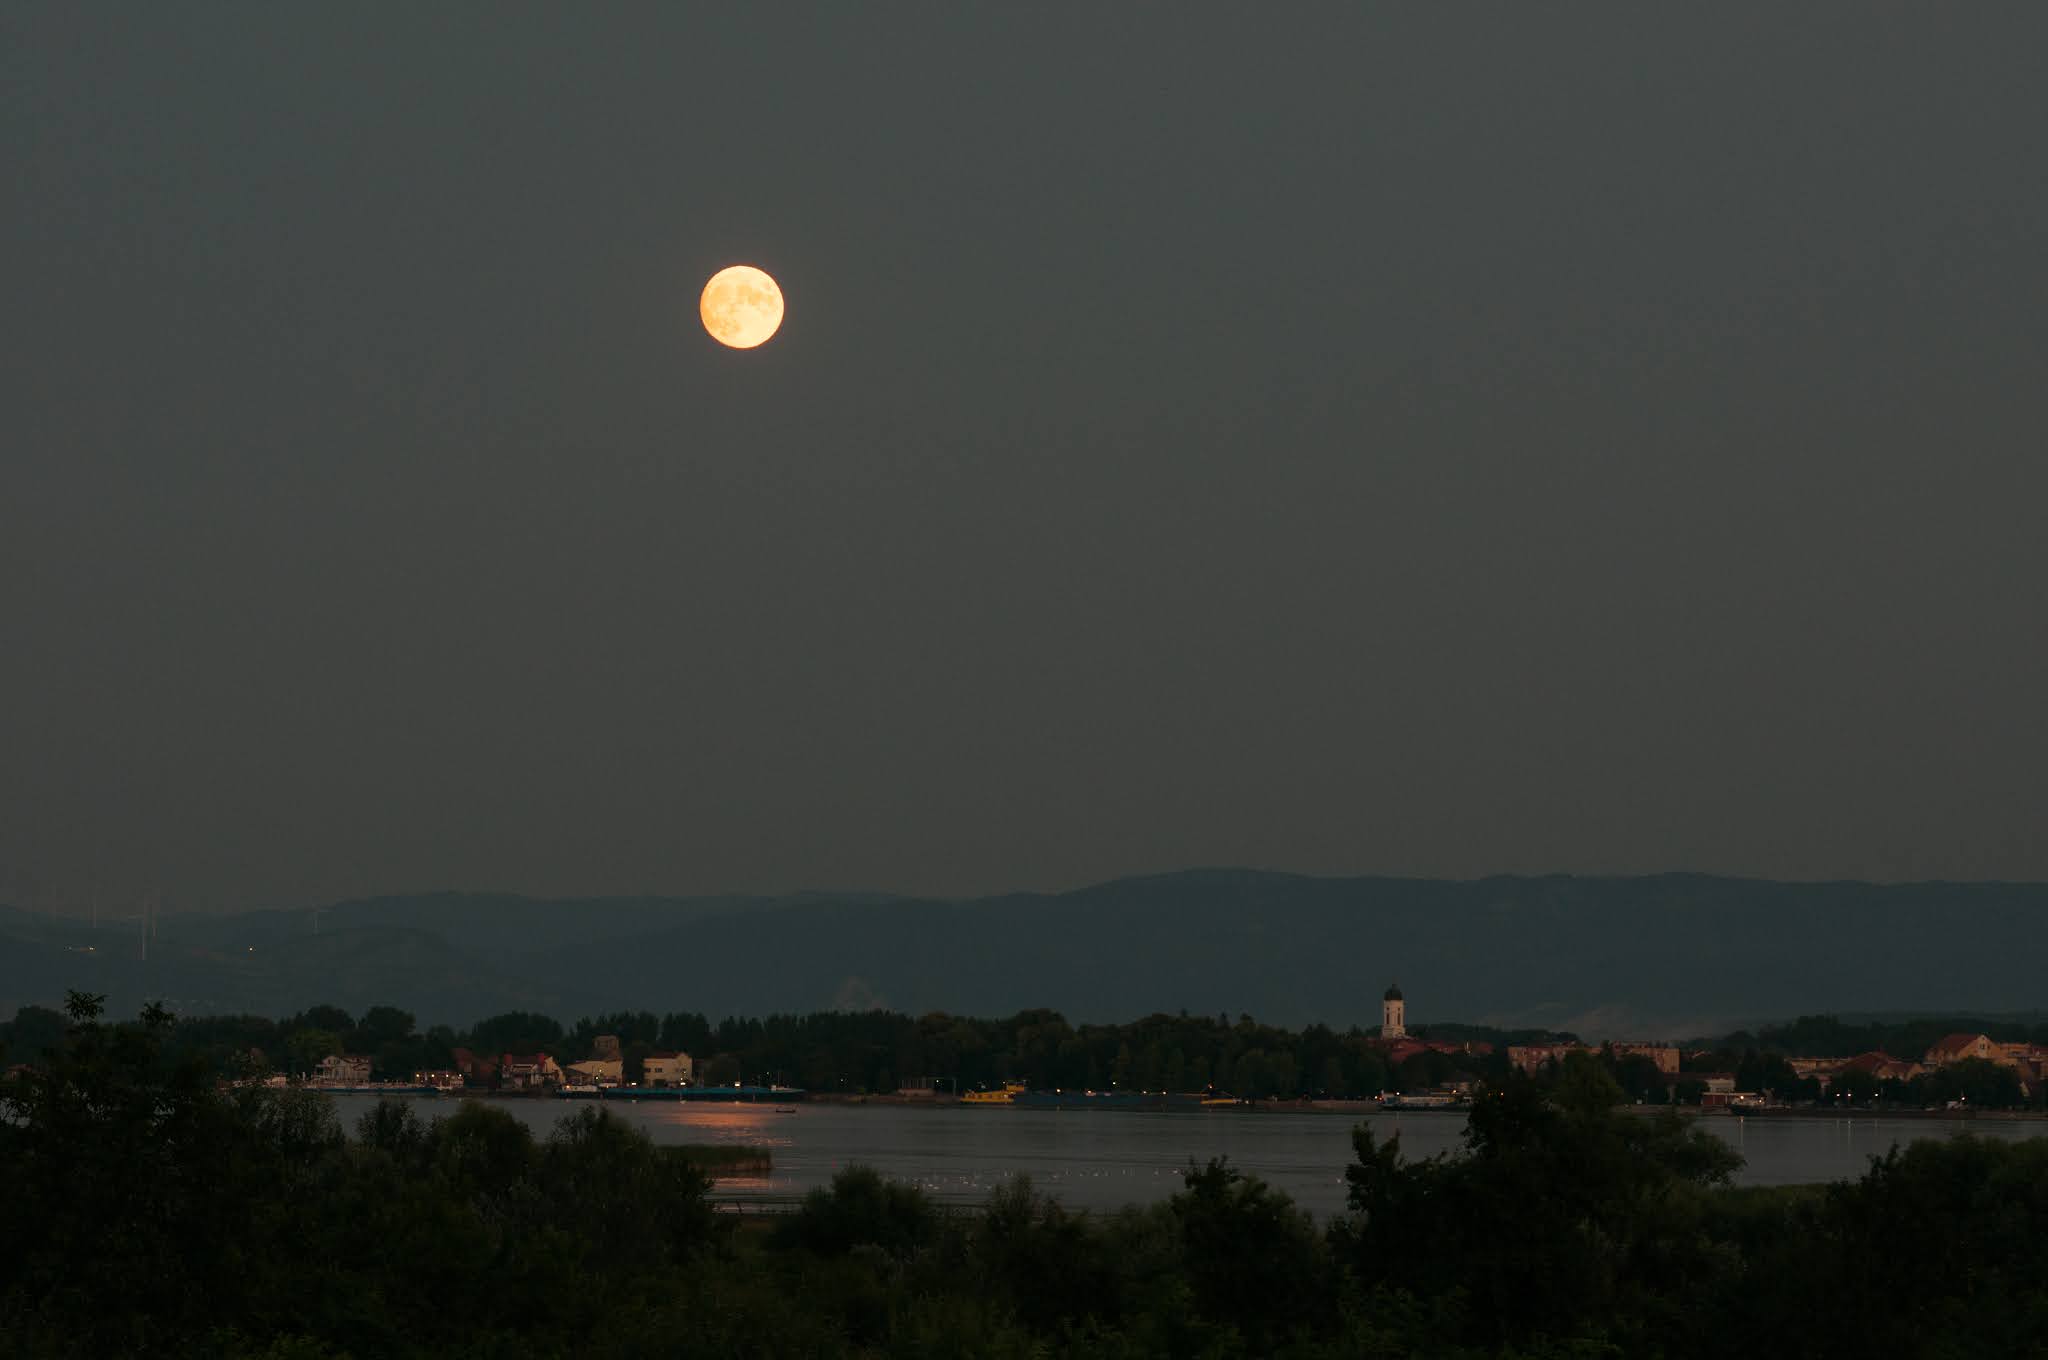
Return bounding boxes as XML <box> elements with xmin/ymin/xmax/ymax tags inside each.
<box><xmin>700</xmin><ymin>264</ymin><xmax>784</xmax><ymax>349</ymax></box>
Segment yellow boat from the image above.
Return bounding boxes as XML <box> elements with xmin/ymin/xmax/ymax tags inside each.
<box><xmin>961</xmin><ymin>1081</ymin><xmax>1026</xmax><ymax>1105</ymax></box>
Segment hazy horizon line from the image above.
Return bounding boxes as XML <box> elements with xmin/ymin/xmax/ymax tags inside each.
<box><xmin>9</xmin><ymin>861</ymin><xmax>2048</xmax><ymax>921</ymax></box>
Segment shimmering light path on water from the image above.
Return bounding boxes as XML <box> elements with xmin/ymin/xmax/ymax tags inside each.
<box><xmin>327</xmin><ymin>1097</ymin><xmax>2046</xmax><ymax>1219</ymax></box>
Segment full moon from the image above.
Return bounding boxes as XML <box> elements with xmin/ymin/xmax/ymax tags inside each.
<box><xmin>699</xmin><ymin>264</ymin><xmax>784</xmax><ymax>349</ymax></box>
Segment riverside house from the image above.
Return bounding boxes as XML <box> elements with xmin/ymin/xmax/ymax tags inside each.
<box><xmin>311</xmin><ymin>1054</ymin><xmax>372</xmax><ymax>1086</ymax></box>
<box><xmin>644</xmin><ymin>1052</ymin><xmax>694</xmax><ymax>1087</ymax></box>
<box><xmin>499</xmin><ymin>1053</ymin><xmax>563</xmax><ymax>1091</ymax></box>
<box><xmin>564</xmin><ymin>1058</ymin><xmax>623</xmax><ymax>1086</ymax></box>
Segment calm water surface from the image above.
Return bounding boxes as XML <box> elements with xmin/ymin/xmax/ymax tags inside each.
<box><xmin>328</xmin><ymin>1097</ymin><xmax>2045</xmax><ymax>1219</ymax></box>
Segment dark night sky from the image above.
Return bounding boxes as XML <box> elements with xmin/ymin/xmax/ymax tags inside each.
<box><xmin>4</xmin><ymin>6</ymin><xmax>2045</xmax><ymax>909</ymax></box>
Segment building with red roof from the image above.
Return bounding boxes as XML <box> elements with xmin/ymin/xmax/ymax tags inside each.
<box><xmin>499</xmin><ymin>1053</ymin><xmax>562</xmax><ymax>1091</ymax></box>
<box><xmin>644</xmin><ymin>1051</ymin><xmax>694</xmax><ymax>1087</ymax></box>
<box><xmin>451</xmin><ymin>1048</ymin><xmax>497</xmax><ymax>1086</ymax></box>
<box><xmin>1840</xmin><ymin>1051</ymin><xmax>1923</xmax><ymax>1082</ymax></box>
<box><xmin>1923</xmin><ymin>1033</ymin><xmax>1998</xmax><ymax>1067</ymax></box>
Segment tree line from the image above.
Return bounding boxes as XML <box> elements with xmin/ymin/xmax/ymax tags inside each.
<box><xmin>0</xmin><ymin>1000</ymin><xmax>1555</xmax><ymax>1097</ymax></box>
<box><xmin>1741</xmin><ymin>1011</ymin><xmax>2048</xmax><ymax>1059</ymax></box>
<box><xmin>6</xmin><ymin>994</ymin><xmax>2047</xmax><ymax>1357</ymax></box>
<box><xmin>4</xmin><ymin>1000</ymin><xmax>2043</xmax><ymax>1107</ymax></box>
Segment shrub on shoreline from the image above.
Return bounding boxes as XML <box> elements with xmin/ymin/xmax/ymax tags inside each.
<box><xmin>5</xmin><ymin>996</ymin><xmax>2048</xmax><ymax>1358</ymax></box>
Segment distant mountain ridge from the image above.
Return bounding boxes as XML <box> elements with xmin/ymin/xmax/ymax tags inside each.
<box><xmin>2</xmin><ymin>870</ymin><xmax>2042</xmax><ymax>1038</ymax></box>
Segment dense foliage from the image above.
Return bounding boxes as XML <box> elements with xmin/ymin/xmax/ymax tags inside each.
<box><xmin>10</xmin><ymin>997</ymin><xmax>2048</xmax><ymax>1113</ymax></box>
<box><xmin>1740</xmin><ymin>1012</ymin><xmax>2048</xmax><ymax>1060</ymax></box>
<box><xmin>1</xmin><ymin>999</ymin><xmax>1556</xmax><ymax>1097</ymax></box>
<box><xmin>0</xmin><ymin>993</ymin><xmax>723</xmax><ymax>1358</ymax></box>
<box><xmin>7</xmin><ymin>999</ymin><xmax>2045</xmax><ymax>1112</ymax></box>
<box><xmin>1683</xmin><ymin>1019</ymin><xmax>2048</xmax><ymax>1110</ymax></box>
<box><xmin>6</xmin><ymin>1002</ymin><xmax>2048</xmax><ymax>1357</ymax></box>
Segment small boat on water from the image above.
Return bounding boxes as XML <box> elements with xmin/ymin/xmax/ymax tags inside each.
<box><xmin>602</xmin><ymin>1084</ymin><xmax>806</xmax><ymax>1103</ymax></box>
<box><xmin>1377</xmin><ymin>1091</ymin><xmax>1465</xmax><ymax>1111</ymax></box>
<box><xmin>1012</xmin><ymin>1089</ymin><xmax>1208</xmax><ymax>1111</ymax></box>
<box><xmin>306</xmin><ymin>1083</ymin><xmax>437</xmax><ymax>1096</ymax></box>
<box><xmin>961</xmin><ymin>1081</ymin><xmax>1027</xmax><ymax>1105</ymax></box>
<box><xmin>963</xmin><ymin>1081</ymin><xmax>1238</xmax><ymax>1111</ymax></box>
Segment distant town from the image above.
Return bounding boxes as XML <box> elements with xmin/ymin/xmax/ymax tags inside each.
<box><xmin>8</xmin><ymin>982</ymin><xmax>2043</xmax><ymax>1114</ymax></box>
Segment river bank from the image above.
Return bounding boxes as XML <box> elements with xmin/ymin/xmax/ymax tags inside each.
<box><xmin>323</xmin><ymin>1093</ymin><xmax>2048</xmax><ymax>1213</ymax></box>
<box><xmin>809</xmin><ymin>1091</ymin><xmax>2048</xmax><ymax>1120</ymax></box>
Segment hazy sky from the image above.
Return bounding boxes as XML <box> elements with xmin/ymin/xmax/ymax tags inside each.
<box><xmin>5</xmin><ymin>5</ymin><xmax>2045</xmax><ymax>909</ymax></box>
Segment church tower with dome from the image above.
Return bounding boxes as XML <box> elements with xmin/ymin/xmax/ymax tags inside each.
<box><xmin>1381</xmin><ymin>983</ymin><xmax>1406</xmax><ymax>1039</ymax></box>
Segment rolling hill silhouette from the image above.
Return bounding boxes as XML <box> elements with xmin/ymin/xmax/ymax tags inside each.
<box><xmin>3</xmin><ymin>871</ymin><xmax>2039</xmax><ymax>1037</ymax></box>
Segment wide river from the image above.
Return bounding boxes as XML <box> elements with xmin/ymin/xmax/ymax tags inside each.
<box><xmin>328</xmin><ymin>1096</ymin><xmax>2046</xmax><ymax>1220</ymax></box>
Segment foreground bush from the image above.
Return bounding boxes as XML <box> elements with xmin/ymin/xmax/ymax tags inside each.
<box><xmin>0</xmin><ymin>994</ymin><xmax>725</xmax><ymax>1358</ymax></box>
<box><xmin>6</xmin><ymin>998</ymin><xmax>2048</xmax><ymax>1357</ymax></box>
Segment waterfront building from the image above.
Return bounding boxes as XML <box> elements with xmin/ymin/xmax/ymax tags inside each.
<box><xmin>1691</xmin><ymin>1073</ymin><xmax>1744</xmax><ymax>1107</ymax></box>
<box><xmin>311</xmin><ymin>1054</ymin><xmax>372</xmax><ymax>1086</ymax></box>
<box><xmin>644</xmin><ymin>1051</ymin><xmax>694</xmax><ymax>1087</ymax></box>
<box><xmin>500</xmin><ymin>1053</ymin><xmax>563</xmax><ymax>1091</ymax></box>
<box><xmin>564</xmin><ymin>1058</ymin><xmax>622</xmax><ymax>1085</ymax></box>
<box><xmin>1997</xmin><ymin>1043</ymin><xmax>2048</xmax><ymax>1094</ymax></box>
<box><xmin>1920</xmin><ymin>1034</ymin><xmax>2048</xmax><ymax>1095</ymax></box>
<box><xmin>1380</xmin><ymin>1037</ymin><xmax>1432</xmax><ymax>1067</ymax></box>
<box><xmin>1781</xmin><ymin>1051</ymin><xmax>1924</xmax><ymax>1091</ymax></box>
<box><xmin>1506</xmin><ymin>1041</ymin><xmax>1679</xmax><ymax>1076</ymax></box>
<box><xmin>1840</xmin><ymin>1051</ymin><xmax>1923</xmax><ymax>1082</ymax></box>
<box><xmin>1607</xmin><ymin>1043</ymin><xmax>1681</xmax><ymax>1075</ymax></box>
<box><xmin>1923</xmin><ymin>1033</ymin><xmax>1998</xmax><ymax>1066</ymax></box>
<box><xmin>1506</xmin><ymin>1043</ymin><xmax>1580</xmax><ymax>1073</ymax></box>
<box><xmin>451</xmin><ymin>1047</ymin><xmax>496</xmax><ymax>1086</ymax></box>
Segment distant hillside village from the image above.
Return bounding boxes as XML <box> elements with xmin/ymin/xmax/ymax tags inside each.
<box><xmin>452</xmin><ymin>1037</ymin><xmax>697</xmax><ymax>1092</ymax></box>
<box><xmin>302</xmin><ymin>1034</ymin><xmax>698</xmax><ymax>1095</ymax></box>
<box><xmin>1362</xmin><ymin>984</ymin><xmax>2048</xmax><ymax>1110</ymax></box>
<box><xmin>5</xmin><ymin>986</ymin><xmax>2045</xmax><ymax>1110</ymax></box>
<box><xmin>266</xmin><ymin>986</ymin><xmax>2048</xmax><ymax>1112</ymax></box>
<box><xmin>1504</xmin><ymin>1031</ymin><xmax>2048</xmax><ymax>1108</ymax></box>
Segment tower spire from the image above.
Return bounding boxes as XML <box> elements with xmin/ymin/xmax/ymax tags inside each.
<box><xmin>1380</xmin><ymin>982</ymin><xmax>1407</xmax><ymax>1039</ymax></box>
